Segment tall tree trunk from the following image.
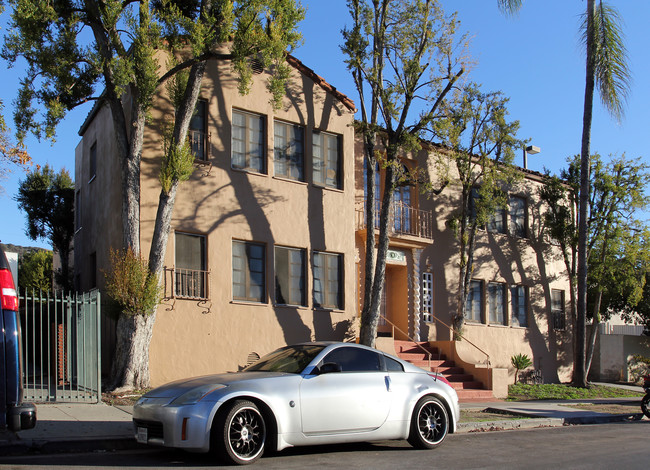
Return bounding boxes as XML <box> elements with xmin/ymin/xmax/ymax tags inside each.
<box><xmin>360</xmin><ymin>161</ymin><xmax>396</xmax><ymax>347</ymax></box>
<box><xmin>575</xmin><ymin>0</ymin><xmax>596</xmax><ymax>388</ymax></box>
<box><xmin>585</xmin><ymin>290</ymin><xmax>603</xmax><ymax>377</ymax></box>
<box><xmin>359</xmin><ymin>141</ymin><xmax>378</xmax><ymax>345</ymax></box>
<box><xmin>110</xmin><ymin>311</ymin><xmax>157</xmax><ymax>392</ymax></box>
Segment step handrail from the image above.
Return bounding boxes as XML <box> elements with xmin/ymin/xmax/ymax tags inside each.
<box><xmin>379</xmin><ymin>314</ymin><xmax>432</xmax><ymax>371</ymax></box>
<box><xmin>432</xmin><ymin>314</ymin><xmax>491</xmax><ymax>369</ymax></box>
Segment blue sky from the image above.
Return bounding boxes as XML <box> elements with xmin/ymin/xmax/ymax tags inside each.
<box><xmin>2</xmin><ymin>0</ymin><xmax>649</xmax><ymax>249</ymax></box>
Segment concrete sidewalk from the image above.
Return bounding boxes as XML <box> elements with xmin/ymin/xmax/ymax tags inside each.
<box><xmin>0</xmin><ymin>393</ymin><xmax>647</xmax><ymax>457</ymax></box>
<box><xmin>0</xmin><ymin>402</ymin><xmax>137</xmax><ymax>456</ymax></box>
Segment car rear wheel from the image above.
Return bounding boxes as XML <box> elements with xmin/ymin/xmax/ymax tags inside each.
<box><xmin>214</xmin><ymin>400</ymin><xmax>266</xmax><ymax>465</ymax></box>
<box><xmin>407</xmin><ymin>396</ymin><xmax>449</xmax><ymax>449</ymax></box>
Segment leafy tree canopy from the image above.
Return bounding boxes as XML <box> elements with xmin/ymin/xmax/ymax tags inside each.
<box><xmin>18</xmin><ymin>249</ymin><xmax>53</xmax><ymax>293</ymax></box>
<box><xmin>1</xmin><ymin>0</ymin><xmax>305</xmax><ymax>143</ymax></box>
<box><xmin>14</xmin><ymin>164</ymin><xmax>74</xmax><ymax>291</ymax></box>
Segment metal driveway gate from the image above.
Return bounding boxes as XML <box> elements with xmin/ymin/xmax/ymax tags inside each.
<box><xmin>19</xmin><ymin>290</ymin><xmax>101</xmax><ymax>403</ymax></box>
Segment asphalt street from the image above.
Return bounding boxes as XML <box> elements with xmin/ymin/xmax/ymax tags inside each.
<box><xmin>1</xmin><ymin>420</ymin><xmax>648</xmax><ymax>469</ymax></box>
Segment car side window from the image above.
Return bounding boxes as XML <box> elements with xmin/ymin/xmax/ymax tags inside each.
<box><xmin>322</xmin><ymin>347</ymin><xmax>382</xmax><ymax>372</ymax></box>
<box><xmin>384</xmin><ymin>355</ymin><xmax>404</xmax><ymax>372</ymax></box>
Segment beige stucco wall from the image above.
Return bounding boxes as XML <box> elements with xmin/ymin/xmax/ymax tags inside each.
<box><xmin>132</xmin><ymin>54</ymin><xmax>357</xmax><ymax>386</ymax></box>
<box><xmin>592</xmin><ymin>334</ymin><xmax>650</xmax><ymax>382</ymax></box>
<box><xmin>353</xmin><ymin>139</ymin><xmax>574</xmax><ymax>385</ymax></box>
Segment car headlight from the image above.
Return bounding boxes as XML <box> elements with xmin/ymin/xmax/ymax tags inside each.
<box><xmin>170</xmin><ymin>384</ymin><xmax>227</xmax><ymax>406</ymax></box>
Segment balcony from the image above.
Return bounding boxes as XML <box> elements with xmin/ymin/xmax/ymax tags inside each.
<box><xmin>164</xmin><ymin>267</ymin><xmax>210</xmax><ymax>300</ymax></box>
<box><xmin>356</xmin><ymin>198</ymin><xmax>434</xmax><ymax>242</ymax></box>
<box><xmin>188</xmin><ymin>130</ymin><xmax>210</xmax><ymax>161</ymax></box>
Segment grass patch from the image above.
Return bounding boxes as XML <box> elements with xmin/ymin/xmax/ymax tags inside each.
<box><xmin>508</xmin><ymin>383</ymin><xmax>643</xmax><ymax>401</ymax></box>
<box><xmin>461</xmin><ymin>408</ymin><xmax>529</xmax><ymax>422</ymax></box>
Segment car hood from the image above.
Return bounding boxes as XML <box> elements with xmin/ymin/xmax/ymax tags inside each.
<box><xmin>143</xmin><ymin>371</ymin><xmax>293</xmax><ymax>398</ymax></box>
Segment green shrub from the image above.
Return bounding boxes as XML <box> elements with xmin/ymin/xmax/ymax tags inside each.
<box><xmin>511</xmin><ymin>353</ymin><xmax>533</xmax><ymax>384</ymax></box>
<box><xmin>105</xmin><ymin>248</ymin><xmax>161</xmax><ymax>317</ymax></box>
<box><xmin>628</xmin><ymin>355</ymin><xmax>650</xmax><ymax>383</ymax></box>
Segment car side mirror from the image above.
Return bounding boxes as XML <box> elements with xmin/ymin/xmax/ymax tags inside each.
<box><xmin>318</xmin><ymin>362</ymin><xmax>342</xmax><ymax>375</ymax></box>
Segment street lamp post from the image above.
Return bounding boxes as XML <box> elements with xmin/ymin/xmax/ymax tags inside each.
<box><xmin>523</xmin><ymin>145</ymin><xmax>540</xmax><ymax>170</ymax></box>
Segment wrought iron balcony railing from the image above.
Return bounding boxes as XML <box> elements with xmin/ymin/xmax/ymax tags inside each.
<box><xmin>355</xmin><ymin>198</ymin><xmax>433</xmax><ymax>240</ymax></box>
<box><xmin>164</xmin><ymin>267</ymin><xmax>210</xmax><ymax>300</ymax></box>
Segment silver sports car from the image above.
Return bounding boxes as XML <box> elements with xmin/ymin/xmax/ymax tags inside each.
<box><xmin>133</xmin><ymin>342</ymin><xmax>460</xmax><ymax>465</ymax></box>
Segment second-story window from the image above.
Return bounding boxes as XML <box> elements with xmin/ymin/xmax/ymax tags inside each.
<box><xmin>274</xmin><ymin>120</ymin><xmax>304</xmax><ymax>181</ymax></box>
<box><xmin>394</xmin><ymin>185</ymin><xmax>412</xmax><ymax>233</ymax></box>
<box><xmin>487</xmin><ymin>205</ymin><xmax>507</xmax><ymax>234</ymax></box>
<box><xmin>312</xmin><ymin>131</ymin><xmax>341</xmax><ymax>189</ymax></box>
<box><xmin>510</xmin><ymin>196</ymin><xmax>527</xmax><ymax>238</ymax></box>
<box><xmin>232</xmin><ymin>110</ymin><xmax>264</xmax><ymax>173</ymax></box>
<box><xmin>89</xmin><ymin>142</ymin><xmax>97</xmax><ymax>182</ymax></box>
<box><xmin>189</xmin><ymin>100</ymin><xmax>207</xmax><ymax>161</ymax></box>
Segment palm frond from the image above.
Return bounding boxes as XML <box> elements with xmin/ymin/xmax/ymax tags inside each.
<box><xmin>497</xmin><ymin>0</ymin><xmax>524</xmax><ymax>17</ymax></box>
<box><xmin>581</xmin><ymin>1</ymin><xmax>631</xmax><ymax>121</ymax></box>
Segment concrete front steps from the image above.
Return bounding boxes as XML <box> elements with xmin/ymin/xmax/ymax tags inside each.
<box><xmin>393</xmin><ymin>340</ymin><xmax>495</xmax><ymax>402</ymax></box>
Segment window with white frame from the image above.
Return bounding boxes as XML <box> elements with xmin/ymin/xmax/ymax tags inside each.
<box><xmin>422</xmin><ymin>272</ymin><xmax>433</xmax><ymax>323</ymax></box>
<box><xmin>232</xmin><ymin>109</ymin><xmax>264</xmax><ymax>173</ymax></box>
<box><xmin>274</xmin><ymin>120</ymin><xmax>304</xmax><ymax>181</ymax></box>
<box><xmin>312</xmin><ymin>131</ymin><xmax>341</xmax><ymax>189</ymax></box>
<box><xmin>232</xmin><ymin>240</ymin><xmax>265</xmax><ymax>303</ymax></box>
<box><xmin>511</xmin><ymin>285</ymin><xmax>528</xmax><ymax>327</ymax></box>
<box><xmin>275</xmin><ymin>246</ymin><xmax>306</xmax><ymax>306</ymax></box>
<box><xmin>509</xmin><ymin>196</ymin><xmax>527</xmax><ymax>238</ymax></box>
<box><xmin>551</xmin><ymin>289</ymin><xmax>566</xmax><ymax>330</ymax></box>
<box><xmin>488</xmin><ymin>282</ymin><xmax>506</xmax><ymax>325</ymax></box>
<box><xmin>313</xmin><ymin>251</ymin><xmax>342</xmax><ymax>310</ymax></box>
<box><xmin>465</xmin><ymin>280</ymin><xmax>483</xmax><ymax>322</ymax></box>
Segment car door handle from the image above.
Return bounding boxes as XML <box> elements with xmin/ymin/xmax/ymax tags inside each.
<box><xmin>385</xmin><ymin>375</ymin><xmax>391</xmax><ymax>392</ymax></box>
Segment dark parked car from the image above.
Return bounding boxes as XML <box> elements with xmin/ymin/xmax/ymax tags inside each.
<box><xmin>0</xmin><ymin>245</ymin><xmax>36</xmax><ymax>432</ymax></box>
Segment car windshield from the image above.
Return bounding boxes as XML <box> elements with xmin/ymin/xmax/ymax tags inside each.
<box><xmin>244</xmin><ymin>345</ymin><xmax>325</xmax><ymax>374</ymax></box>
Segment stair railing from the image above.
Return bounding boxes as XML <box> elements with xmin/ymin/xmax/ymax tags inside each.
<box><xmin>379</xmin><ymin>314</ymin><xmax>432</xmax><ymax>371</ymax></box>
<box><xmin>431</xmin><ymin>314</ymin><xmax>492</xmax><ymax>391</ymax></box>
<box><xmin>431</xmin><ymin>314</ymin><xmax>491</xmax><ymax>368</ymax></box>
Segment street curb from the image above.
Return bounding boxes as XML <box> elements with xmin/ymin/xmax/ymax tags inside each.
<box><xmin>0</xmin><ymin>437</ymin><xmax>140</xmax><ymax>457</ymax></box>
<box><xmin>456</xmin><ymin>412</ymin><xmax>645</xmax><ymax>433</ymax></box>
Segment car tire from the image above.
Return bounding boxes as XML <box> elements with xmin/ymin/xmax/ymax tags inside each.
<box><xmin>213</xmin><ymin>400</ymin><xmax>267</xmax><ymax>465</ymax></box>
<box><xmin>407</xmin><ymin>396</ymin><xmax>449</xmax><ymax>449</ymax></box>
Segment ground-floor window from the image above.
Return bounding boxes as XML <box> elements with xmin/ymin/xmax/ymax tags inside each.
<box><xmin>465</xmin><ymin>280</ymin><xmax>483</xmax><ymax>322</ymax></box>
<box><xmin>488</xmin><ymin>282</ymin><xmax>506</xmax><ymax>325</ymax></box>
<box><xmin>275</xmin><ymin>246</ymin><xmax>306</xmax><ymax>306</ymax></box>
<box><xmin>175</xmin><ymin>232</ymin><xmax>207</xmax><ymax>299</ymax></box>
<box><xmin>233</xmin><ymin>240</ymin><xmax>265</xmax><ymax>303</ymax></box>
<box><xmin>551</xmin><ymin>289</ymin><xmax>566</xmax><ymax>330</ymax></box>
<box><xmin>510</xmin><ymin>285</ymin><xmax>528</xmax><ymax>327</ymax></box>
<box><xmin>313</xmin><ymin>251</ymin><xmax>342</xmax><ymax>310</ymax></box>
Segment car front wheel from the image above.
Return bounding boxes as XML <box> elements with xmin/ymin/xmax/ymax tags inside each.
<box><xmin>214</xmin><ymin>400</ymin><xmax>267</xmax><ymax>465</ymax></box>
<box><xmin>407</xmin><ymin>396</ymin><xmax>449</xmax><ymax>449</ymax></box>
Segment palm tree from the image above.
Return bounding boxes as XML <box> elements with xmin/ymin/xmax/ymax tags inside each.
<box><xmin>496</xmin><ymin>0</ymin><xmax>630</xmax><ymax>386</ymax></box>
